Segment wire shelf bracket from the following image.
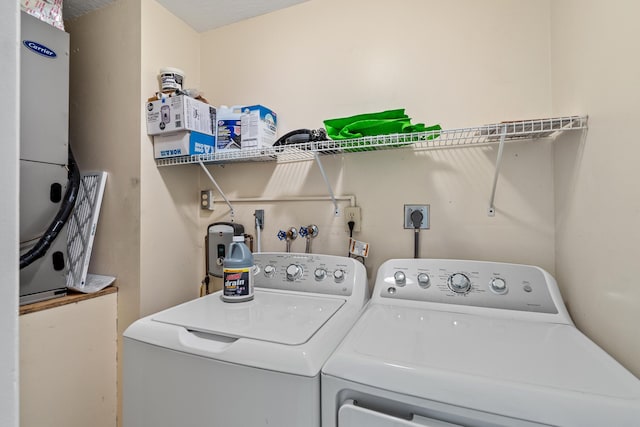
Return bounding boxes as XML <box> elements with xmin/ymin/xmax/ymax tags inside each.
<box><xmin>199</xmin><ymin>160</ymin><xmax>235</xmax><ymax>217</ymax></box>
<box><xmin>487</xmin><ymin>125</ymin><xmax>507</xmax><ymax>217</ymax></box>
<box><xmin>314</xmin><ymin>153</ymin><xmax>339</xmax><ymax>216</ymax></box>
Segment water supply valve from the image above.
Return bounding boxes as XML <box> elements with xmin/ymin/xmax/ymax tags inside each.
<box><xmin>299</xmin><ymin>225</ymin><xmax>319</xmax><ymax>254</ymax></box>
<box><xmin>277</xmin><ymin>227</ymin><xmax>298</xmax><ymax>252</ymax></box>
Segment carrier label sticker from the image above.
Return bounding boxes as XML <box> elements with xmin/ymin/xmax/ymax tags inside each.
<box><xmin>23</xmin><ymin>40</ymin><xmax>57</xmax><ymax>58</ymax></box>
<box><xmin>223</xmin><ymin>267</ymin><xmax>252</xmax><ymax>297</ymax></box>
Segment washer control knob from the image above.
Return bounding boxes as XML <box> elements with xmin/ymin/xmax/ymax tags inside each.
<box><xmin>448</xmin><ymin>273</ymin><xmax>471</xmax><ymax>294</ymax></box>
<box><xmin>314</xmin><ymin>268</ymin><xmax>327</xmax><ymax>281</ymax></box>
<box><xmin>286</xmin><ymin>264</ymin><xmax>303</xmax><ymax>281</ymax></box>
<box><xmin>490</xmin><ymin>277</ymin><xmax>507</xmax><ymax>294</ymax></box>
<box><xmin>394</xmin><ymin>271</ymin><xmax>406</xmax><ymax>286</ymax></box>
<box><xmin>333</xmin><ymin>269</ymin><xmax>345</xmax><ymax>283</ymax></box>
<box><xmin>263</xmin><ymin>265</ymin><xmax>276</xmax><ymax>277</ymax></box>
<box><xmin>417</xmin><ymin>273</ymin><xmax>430</xmax><ymax>288</ymax></box>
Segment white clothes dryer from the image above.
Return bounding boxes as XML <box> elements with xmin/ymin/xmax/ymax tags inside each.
<box><xmin>322</xmin><ymin>259</ymin><xmax>640</xmax><ymax>427</ymax></box>
<box><xmin>123</xmin><ymin>252</ymin><xmax>368</xmax><ymax>427</ymax></box>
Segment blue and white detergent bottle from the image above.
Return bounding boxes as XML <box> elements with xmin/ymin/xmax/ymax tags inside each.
<box><xmin>222</xmin><ymin>226</ymin><xmax>254</xmax><ymax>302</ymax></box>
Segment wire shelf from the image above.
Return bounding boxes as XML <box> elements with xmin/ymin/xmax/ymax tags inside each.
<box><xmin>155</xmin><ymin>115</ymin><xmax>587</xmax><ymax>167</ymax></box>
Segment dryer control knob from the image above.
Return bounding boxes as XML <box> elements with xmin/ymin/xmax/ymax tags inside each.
<box><xmin>263</xmin><ymin>265</ymin><xmax>276</xmax><ymax>277</ymax></box>
<box><xmin>417</xmin><ymin>273</ymin><xmax>430</xmax><ymax>288</ymax></box>
<box><xmin>394</xmin><ymin>271</ymin><xmax>406</xmax><ymax>286</ymax></box>
<box><xmin>333</xmin><ymin>269</ymin><xmax>345</xmax><ymax>283</ymax></box>
<box><xmin>286</xmin><ymin>264</ymin><xmax>303</xmax><ymax>281</ymax></box>
<box><xmin>314</xmin><ymin>268</ymin><xmax>327</xmax><ymax>281</ymax></box>
<box><xmin>448</xmin><ymin>273</ymin><xmax>471</xmax><ymax>294</ymax></box>
<box><xmin>490</xmin><ymin>277</ymin><xmax>507</xmax><ymax>294</ymax></box>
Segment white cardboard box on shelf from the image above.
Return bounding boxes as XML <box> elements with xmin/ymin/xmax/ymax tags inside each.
<box><xmin>240</xmin><ymin>105</ymin><xmax>277</xmax><ymax>149</ymax></box>
<box><xmin>146</xmin><ymin>95</ymin><xmax>216</xmax><ymax>136</ymax></box>
<box><xmin>153</xmin><ymin>131</ymin><xmax>215</xmax><ymax>159</ymax></box>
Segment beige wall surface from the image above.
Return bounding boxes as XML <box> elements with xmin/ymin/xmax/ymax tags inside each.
<box><xmin>66</xmin><ymin>0</ymin><xmax>142</xmax><ymax>344</ymax></box>
<box><xmin>140</xmin><ymin>0</ymin><xmax>202</xmax><ymax>318</ymax></box>
<box><xmin>66</xmin><ymin>4</ymin><xmax>142</xmax><ymax>426</ymax></box>
<box><xmin>20</xmin><ymin>294</ymin><xmax>117</xmax><ymax>427</ymax></box>
<box><xmin>198</xmin><ymin>0</ymin><xmax>557</xmax><ymax>279</ymax></box>
<box><xmin>551</xmin><ymin>0</ymin><xmax>640</xmax><ymax>376</ymax></box>
<box><xmin>67</xmin><ymin>0</ymin><xmax>204</xmax><ymax>330</ymax></box>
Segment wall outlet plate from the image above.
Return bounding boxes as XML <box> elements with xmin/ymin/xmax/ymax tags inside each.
<box><xmin>404</xmin><ymin>204</ymin><xmax>429</xmax><ymax>229</ymax></box>
<box><xmin>200</xmin><ymin>190</ymin><xmax>214</xmax><ymax>210</ymax></box>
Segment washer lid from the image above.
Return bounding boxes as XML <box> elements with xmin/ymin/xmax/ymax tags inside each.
<box><xmin>152</xmin><ymin>290</ymin><xmax>345</xmax><ymax>345</ymax></box>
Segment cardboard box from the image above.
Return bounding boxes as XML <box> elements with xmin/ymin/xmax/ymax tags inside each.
<box><xmin>153</xmin><ymin>131</ymin><xmax>215</xmax><ymax>159</ymax></box>
<box><xmin>146</xmin><ymin>95</ymin><xmax>216</xmax><ymax>136</ymax></box>
<box><xmin>240</xmin><ymin>105</ymin><xmax>277</xmax><ymax>149</ymax></box>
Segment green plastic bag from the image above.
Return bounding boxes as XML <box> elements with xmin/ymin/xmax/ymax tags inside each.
<box><xmin>323</xmin><ymin>108</ymin><xmax>441</xmax><ymax>151</ymax></box>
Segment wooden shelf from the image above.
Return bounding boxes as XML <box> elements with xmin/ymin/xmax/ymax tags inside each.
<box><xmin>20</xmin><ymin>285</ymin><xmax>117</xmax><ymax>316</ymax></box>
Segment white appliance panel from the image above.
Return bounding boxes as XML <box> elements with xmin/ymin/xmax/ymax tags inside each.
<box><xmin>124</xmin><ymin>337</ymin><xmax>320</xmax><ymax>427</ymax></box>
<box><xmin>20</xmin><ymin>11</ymin><xmax>69</xmax><ymax>165</ymax></box>
<box><xmin>19</xmin><ymin>160</ymin><xmax>68</xmax><ymax>240</ymax></box>
<box><xmin>339</xmin><ymin>402</ymin><xmax>462</xmax><ymax>427</ymax></box>
<box><xmin>323</xmin><ymin>375</ymin><xmax>549</xmax><ymax>427</ymax></box>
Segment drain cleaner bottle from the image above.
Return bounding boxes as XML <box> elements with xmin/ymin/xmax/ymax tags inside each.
<box><xmin>222</xmin><ymin>225</ymin><xmax>254</xmax><ymax>302</ymax></box>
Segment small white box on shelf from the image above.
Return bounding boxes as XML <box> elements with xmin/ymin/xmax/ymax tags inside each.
<box><xmin>146</xmin><ymin>95</ymin><xmax>216</xmax><ymax>136</ymax></box>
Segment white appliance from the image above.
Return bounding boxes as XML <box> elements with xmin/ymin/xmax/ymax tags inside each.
<box><xmin>19</xmin><ymin>11</ymin><xmax>70</xmax><ymax>304</ymax></box>
<box><xmin>123</xmin><ymin>252</ymin><xmax>368</xmax><ymax>427</ymax></box>
<box><xmin>322</xmin><ymin>259</ymin><xmax>640</xmax><ymax>427</ymax></box>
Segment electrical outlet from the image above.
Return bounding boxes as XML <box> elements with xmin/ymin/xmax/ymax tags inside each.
<box><xmin>404</xmin><ymin>205</ymin><xmax>429</xmax><ymax>229</ymax></box>
<box><xmin>344</xmin><ymin>206</ymin><xmax>361</xmax><ymax>232</ymax></box>
<box><xmin>200</xmin><ymin>190</ymin><xmax>214</xmax><ymax>211</ymax></box>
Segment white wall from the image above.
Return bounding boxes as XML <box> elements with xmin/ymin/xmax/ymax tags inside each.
<box><xmin>198</xmin><ymin>0</ymin><xmax>556</xmax><ymax>281</ymax></box>
<box><xmin>551</xmin><ymin>0</ymin><xmax>640</xmax><ymax>376</ymax></box>
<box><xmin>0</xmin><ymin>0</ymin><xmax>19</xmax><ymax>426</ymax></box>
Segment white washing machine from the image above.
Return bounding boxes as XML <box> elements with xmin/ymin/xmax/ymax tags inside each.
<box><xmin>123</xmin><ymin>252</ymin><xmax>368</xmax><ymax>427</ymax></box>
<box><xmin>322</xmin><ymin>259</ymin><xmax>640</xmax><ymax>427</ymax></box>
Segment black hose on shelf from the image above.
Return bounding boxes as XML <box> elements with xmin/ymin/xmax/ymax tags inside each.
<box><xmin>272</xmin><ymin>128</ymin><xmax>328</xmax><ymax>151</ymax></box>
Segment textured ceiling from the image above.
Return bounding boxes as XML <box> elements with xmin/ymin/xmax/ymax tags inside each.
<box><xmin>63</xmin><ymin>0</ymin><xmax>115</xmax><ymax>19</ymax></box>
<box><xmin>63</xmin><ymin>0</ymin><xmax>309</xmax><ymax>32</ymax></box>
